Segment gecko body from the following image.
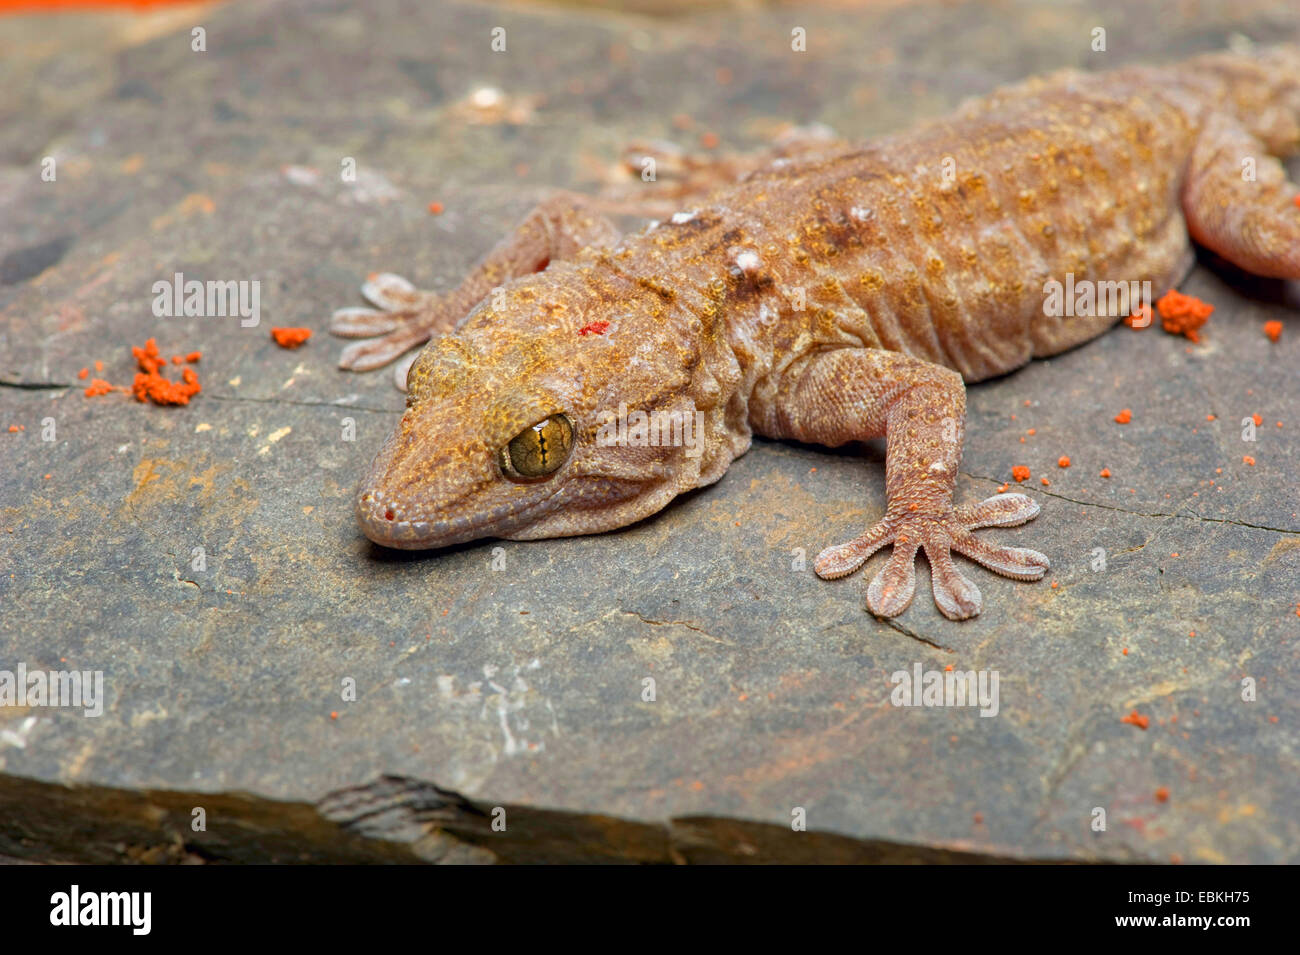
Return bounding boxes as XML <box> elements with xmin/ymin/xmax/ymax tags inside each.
<box><xmin>333</xmin><ymin>47</ymin><xmax>1300</xmax><ymax>620</ymax></box>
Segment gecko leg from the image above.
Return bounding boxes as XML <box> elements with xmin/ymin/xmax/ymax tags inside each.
<box><xmin>760</xmin><ymin>348</ymin><xmax>1048</xmax><ymax>620</ymax></box>
<box><xmin>597</xmin><ymin>125</ymin><xmax>847</xmax><ymax>217</ymax></box>
<box><xmin>329</xmin><ymin>192</ymin><xmax>622</xmax><ymax>388</ymax></box>
<box><xmin>1183</xmin><ymin>113</ymin><xmax>1300</xmax><ymax>279</ymax></box>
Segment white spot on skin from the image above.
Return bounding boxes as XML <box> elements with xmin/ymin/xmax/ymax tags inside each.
<box><xmin>850</xmin><ymin>207</ymin><xmax>873</xmax><ymax>221</ymax></box>
<box><xmin>670</xmin><ymin>209</ymin><xmax>698</xmax><ymax>224</ymax></box>
<box><xmin>733</xmin><ymin>250</ymin><xmax>761</xmax><ymax>272</ymax></box>
<box><xmin>470</xmin><ymin>86</ymin><xmax>503</xmax><ymax>109</ymax></box>
<box><xmin>929</xmin><ymin>460</ymin><xmax>947</xmax><ymax>472</ymax></box>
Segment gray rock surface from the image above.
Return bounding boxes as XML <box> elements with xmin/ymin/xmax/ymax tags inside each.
<box><xmin>1</xmin><ymin>0</ymin><xmax>1297</xmax><ymax>863</ymax></box>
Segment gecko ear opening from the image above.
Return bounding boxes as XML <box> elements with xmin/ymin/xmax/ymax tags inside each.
<box><xmin>498</xmin><ymin>413</ymin><xmax>575</xmax><ymax>481</ymax></box>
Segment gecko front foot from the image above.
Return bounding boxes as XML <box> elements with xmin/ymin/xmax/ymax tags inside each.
<box><xmin>330</xmin><ymin>272</ymin><xmax>446</xmax><ymax>388</ymax></box>
<box><xmin>814</xmin><ymin>493</ymin><xmax>1049</xmax><ymax>620</ymax></box>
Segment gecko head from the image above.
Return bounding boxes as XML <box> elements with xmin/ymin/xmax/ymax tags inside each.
<box><xmin>354</xmin><ymin>279</ymin><xmax>709</xmax><ymax>550</ymax></box>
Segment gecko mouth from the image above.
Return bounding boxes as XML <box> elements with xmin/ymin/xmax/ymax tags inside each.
<box><xmin>354</xmin><ymin>483</ymin><xmax>561</xmax><ymax>550</ymax></box>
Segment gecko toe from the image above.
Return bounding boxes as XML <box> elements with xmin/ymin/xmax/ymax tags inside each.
<box><xmin>393</xmin><ymin>351</ymin><xmax>419</xmax><ymax>392</ymax></box>
<box><xmin>330</xmin><ymin>307</ymin><xmax>401</xmax><ymax>337</ymax></box>
<box><xmin>338</xmin><ymin>328</ymin><xmax>429</xmax><ymax>372</ymax></box>
<box><xmin>362</xmin><ymin>273</ymin><xmax>421</xmax><ymax>310</ymax></box>
<box><xmin>925</xmin><ymin>544</ymin><xmax>983</xmax><ymax>620</ymax></box>
<box><xmin>866</xmin><ymin>540</ymin><xmax>918</xmax><ymax>618</ymax></box>
<box><xmin>814</xmin><ymin>521</ymin><xmax>894</xmax><ymax>579</ymax></box>
<box><xmin>955</xmin><ymin>492</ymin><xmax>1040</xmax><ymax>529</ymax></box>
<box><xmin>951</xmin><ymin>529</ymin><xmax>1049</xmax><ymax>580</ymax></box>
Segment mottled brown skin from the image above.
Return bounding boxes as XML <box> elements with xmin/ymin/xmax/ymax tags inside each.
<box><xmin>333</xmin><ymin>47</ymin><xmax>1300</xmax><ymax>621</ymax></box>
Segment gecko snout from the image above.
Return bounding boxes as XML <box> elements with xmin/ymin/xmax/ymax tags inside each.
<box><xmin>355</xmin><ymin>487</ymin><xmax>436</xmax><ymax>548</ymax></box>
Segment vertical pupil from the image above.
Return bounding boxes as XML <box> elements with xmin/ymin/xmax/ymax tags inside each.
<box><xmin>535</xmin><ymin>422</ymin><xmax>548</xmax><ymax>463</ymax></box>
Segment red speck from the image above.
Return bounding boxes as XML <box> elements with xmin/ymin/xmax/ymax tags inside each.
<box><xmin>1264</xmin><ymin>320</ymin><xmax>1283</xmax><ymax>342</ymax></box>
<box><xmin>1243</xmin><ymin>455</ymin><xmax>1256</xmax><ymax>466</ymax></box>
<box><xmin>121</xmin><ymin>337</ymin><xmax>202</xmax><ymax>405</ymax></box>
<box><xmin>1057</xmin><ymin>455</ymin><xmax>1070</xmax><ymax>468</ymax></box>
<box><xmin>1155</xmin><ymin>786</ymin><xmax>1170</xmax><ymax>803</ymax></box>
<box><xmin>1100</xmin><ymin>468</ymin><xmax>1111</xmax><ymax>478</ymax></box>
<box><xmin>428</xmin><ymin>201</ymin><xmax>444</xmax><ymax>215</ymax></box>
<box><xmin>1155</xmin><ymin>289</ymin><xmax>1213</xmax><ymax>342</ymax></box>
<box><xmin>384</xmin><ymin>510</ymin><xmax>395</xmax><ymax>521</ymax></box>
<box><xmin>700</xmin><ymin>131</ymin><xmax>720</xmax><ymax>149</ymax></box>
<box><xmin>1012</xmin><ymin>465</ymin><xmax>1031</xmax><ymax>482</ymax></box>
<box><xmin>77</xmin><ymin>367</ymin><xmax>89</xmax><ymax>379</ymax></box>
<box><xmin>1121</xmin><ymin>709</ymin><xmax>1150</xmax><ymax>730</ymax></box>
<box><xmin>271</xmin><ymin>327</ymin><xmax>312</xmax><ymax>348</ymax></box>
<box><xmin>1114</xmin><ymin>408</ymin><xmax>1131</xmax><ymax>424</ymax></box>
<box><xmin>330</xmin><ymin>711</ymin><xmax>339</xmax><ymax>720</ymax></box>
<box><xmin>578</xmin><ymin>320</ymin><xmax>610</xmax><ymax>336</ymax></box>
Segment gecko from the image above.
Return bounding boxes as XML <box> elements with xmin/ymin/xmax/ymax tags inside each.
<box><xmin>329</xmin><ymin>46</ymin><xmax>1300</xmax><ymax>621</ymax></box>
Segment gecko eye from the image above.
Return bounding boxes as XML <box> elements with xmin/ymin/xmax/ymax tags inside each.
<box><xmin>498</xmin><ymin>414</ymin><xmax>574</xmax><ymax>480</ymax></box>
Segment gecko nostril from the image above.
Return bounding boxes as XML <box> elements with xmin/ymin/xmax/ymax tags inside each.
<box><xmin>384</xmin><ymin>509</ymin><xmax>395</xmax><ymax>521</ymax></box>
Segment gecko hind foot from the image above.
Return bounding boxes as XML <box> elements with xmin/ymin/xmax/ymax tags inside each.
<box><xmin>814</xmin><ymin>492</ymin><xmax>1048</xmax><ymax>621</ymax></box>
